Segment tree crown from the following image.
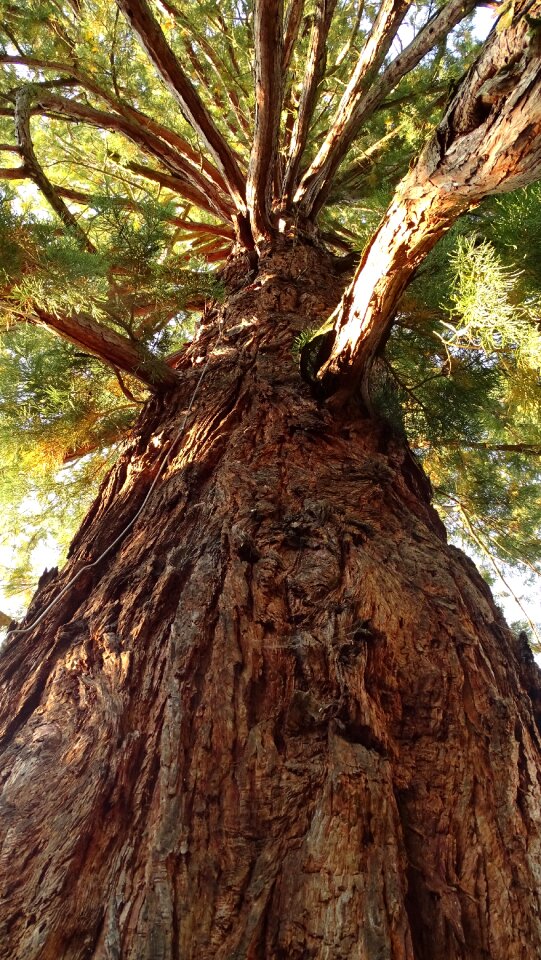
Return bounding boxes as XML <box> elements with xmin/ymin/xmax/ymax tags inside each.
<box><xmin>0</xmin><ymin>0</ymin><xmax>540</xmax><ymax>638</ymax></box>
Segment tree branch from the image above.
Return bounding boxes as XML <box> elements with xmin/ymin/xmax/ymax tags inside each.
<box><xmin>320</xmin><ymin>1</ymin><xmax>541</xmax><ymax>401</ymax></box>
<box><xmin>33</xmin><ymin>307</ymin><xmax>178</xmax><ymax>391</ymax></box>
<box><xmin>21</xmin><ymin>91</ymin><xmax>233</xmax><ymax>221</ymax></box>
<box><xmin>0</xmin><ymin>55</ymin><xmax>230</xmax><ymax>197</ymax></box>
<box><xmin>282</xmin><ymin>0</ymin><xmax>338</xmax><ymax>204</ymax></box>
<box><xmin>0</xmin><ymin>165</ymin><xmax>28</xmax><ymax>180</ymax></box>
<box><xmin>295</xmin><ymin>0</ymin><xmax>479</xmax><ymax>216</ymax></box>
<box><xmin>293</xmin><ymin>0</ymin><xmax>411</xmax><ymax>215</ymax></box>
<box><xmin>115</xmin><ymin>0</ymin><xmax>247</xmax><ymax>213</ymax></box>
<box><xmin>180</xmin><ymin>34</ymin><xmax>250</xmax><ymax>147</ymax></box>
<box><xmin>14</xmin><ymin>88</ymin><xmax>93</xmax><ymax>251</ymax></box>
<box><xmin>426</xmin><ymin>441</ymin><xmax>541</xmax><ymax>456</ymax></box>
<box><xmin>247</xmin><ymin>0</ymin><xmax>284</xmax><ymax>242</ymax></box>
<box><xmin>160</xmin><ymin>1</ymin><xmax>252</xmax><ymax>136</ymax></box>
<box><xmin>282</xmin><ymin>0</ymin><xmax>305</xmax><ymax>75</ymax></box>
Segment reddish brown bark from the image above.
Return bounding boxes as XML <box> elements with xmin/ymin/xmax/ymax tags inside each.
<box><xmin>281</xmin><ymin>0</ymin><xmax>338</xmax><ymax>204</ymax></box>
<box><xmin>33</xmin><ymin>308</ymin><xmax>178</xmax><ymax>390</ymax></box>
<box><xmin>1</xmin><ymin>245</ymin><xmax>540</xmax><ymax>959</ymax></box>
<box><xmin>293</xmin><ymin>0</ymin><xmax>478</xmax><ymax>216</ymax></box>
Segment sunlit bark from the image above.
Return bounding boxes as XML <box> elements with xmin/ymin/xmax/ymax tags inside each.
<box><xmin>116</xmin><ymin>0</ymin><xmax>247</xmax><ymax>214</ymax></box>
<box><xmin>281</xmin><ymin>0</ymin><xmax>338</xmax><ymax>204</ymax></box>
<box><xmin>294</xmin><ymin>0</ymin><xmax>479</xmax><ymax>216</ymax></box>
<box><xmin>34</xmin><ymin>308</ymin><xmax>178</xmax><ymax>390</ymax></box>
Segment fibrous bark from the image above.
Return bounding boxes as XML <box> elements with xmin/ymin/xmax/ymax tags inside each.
<box><xmin>293</xmin><ymin>0</ymin><xmax>478</xmax><ymax>216</ymax></box>
<box><xmin>281</xmin><ymin>0</ymin><xmax>338</xmax><ymax>204</ymax></box>
<box><xmin>1</xmin><ymin>244</ymin><xmax>540</xmax><ymax>959</ymax></box>
<box><xmin>33</xmin><ymin>307</ymin><xmax>178</xmax><ymax>391</ymax></box>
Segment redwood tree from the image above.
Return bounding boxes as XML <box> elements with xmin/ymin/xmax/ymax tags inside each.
<box><xmin>1</xmin><ymin>1</ymin><xmax>541</xmax><ymax>957</ymax></box>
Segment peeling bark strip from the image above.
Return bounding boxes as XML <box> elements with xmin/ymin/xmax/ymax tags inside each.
<box><xmin>115</xmin><ymin>0</ymin><xmax>247</xmax><ymax>214</ymax></box>
<box><xmin>34</xmin><ymin>308</ymin><xmax>178</xmax><ymax>390</ymax></box>
<box><xmin>15</xmin><ymin>89</ymin><xmax>92</xmax><ymax>251</ymax></box>
<box><xmin>323</xmin><ymin>0</ymin><xmax>541</xmax><ymax>394</ymax></box>
<box><xmin>1</xmin><ymin>246</ymin><xmax>541</xmax><ymax>958</ymax></box>
<box><xmin>247</xmin><ymin>0</ymin><xmax>284</xmax><ymax>242</ymax></box>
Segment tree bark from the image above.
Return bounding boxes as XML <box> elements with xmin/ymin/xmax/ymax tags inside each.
<box><xmin>116</xmin><ymin>0</ymin><xmax>247</xmax><ymax>215</ymax></box>
<box><xmin>1</xmin><ymin>245</ymin><xmax>541</xmax><ymax>959</ymax></box>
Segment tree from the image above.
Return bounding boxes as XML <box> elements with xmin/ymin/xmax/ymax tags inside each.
<box><xmin>1</xmin><ymin>0</ymin><xmax>541</xmax><ymax>956</ymax></box>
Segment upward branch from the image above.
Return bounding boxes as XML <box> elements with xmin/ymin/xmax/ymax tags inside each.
<box><xmin>115</xmin><ymin>0</ymin><xmax>247</xmax><ymax>216</ymax></box>
<box><xmin>281</xmin><ymin>0</ymin><xmax>338</xmax><ymax>204</ymax></box>
<box><xmin>321</xmin><ymin>0</ymin><xmax>541</xmax><ymax>400</ymax></box>
<box><xmin>293</xmin><ymin>0</ymin><xmax>411</xmax><ymax>215</ymax></box>
<box><xmin>247</xmin><ymin>0</ymin><xmax>284</xmax><ymax>242</ymax></box>
<box><xmin>294</xmin><ymin>0</ymin><xmax>479</xmax><ymax>216</ymax></box>
<box><xmin>15</xmin><ymin>87</ymin><xmax>92</xmax><ymax>251</ymax></box>
<box><xmin>283</xmin><ymin>0</ymin><xmax>305</xmax><ymax>75</ymax></box>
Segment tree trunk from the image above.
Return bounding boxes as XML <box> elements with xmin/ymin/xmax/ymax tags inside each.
<box><xmin>1</xmin><ymin>244</ymin><xmax>540</xmax><ymax>960</ymax></box>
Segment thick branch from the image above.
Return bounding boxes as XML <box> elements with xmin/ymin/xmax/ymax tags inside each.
<box><xmin>321</xmin><ymin>2</ymin><xmax>541</xmax><ymax>399</ymax></box>
<box><xmin>247</xmin><ymin>0</ymin><xmax>284</xmax><ymax>242</ymax></box>
<box><xmin>0</xmin><ymin>55</ymin><xmax>230</xmax><ymax>197</ymax></box>
<box><xmin>282</xmin><ymin>0</ymin><xmax>305</xmax><ymax>75</ymax></box>
<box><xmin>115</xmin><ymin>0</ymin><xmax>247</xmax><ymax>213</ymax></box>
<box><xmin>33</xmin><ymin>308</ymin><xmax>178</xmax><ymax>391</ymax></box>
<box><xmin>0</xmin><ymin>165</ymin><xmax>28</xmax><ymax>180</ymax></box>
<box><xmin>15</xmin><ymin>88</ymin><xmax>92</xmax><ymax>250</ymax></box>
<box><xmin>160</xmin><ymin>2</ymin><xmax>251</xmax><ymax>137</ymax></box>
<box><xmin>293</xmin><ymin>0</ymin><xmax>410</xmax><ymax>215</ymax></box>
<box><xmin>282</xmin><ymin>0</ymin><xmax>338</xmax><ymax>203</ymax></box>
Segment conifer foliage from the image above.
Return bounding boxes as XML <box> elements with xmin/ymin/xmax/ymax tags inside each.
<box><xmin>0</xmin><ymin>0</ymin><xmax>541</xmax><ymax>623</ymax></box>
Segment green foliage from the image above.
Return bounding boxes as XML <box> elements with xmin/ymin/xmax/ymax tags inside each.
<box><xmin>0</xmin><ymin>323</ymin><xmax>139</xmax><ymax>607</ymax></box>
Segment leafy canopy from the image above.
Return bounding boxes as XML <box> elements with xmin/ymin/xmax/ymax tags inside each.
<box><xmin>0</xmin><ymin>0</ymin><xmax>539</xmax><ymax>637</ymax></box>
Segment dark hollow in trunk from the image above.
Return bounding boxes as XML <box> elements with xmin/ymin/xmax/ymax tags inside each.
<box><xmin>1</xmin><ymin>245</ymin><xmax>540</xmax><ymax>959</ymax></box>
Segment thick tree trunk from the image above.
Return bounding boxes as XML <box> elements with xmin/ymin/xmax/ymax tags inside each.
<box><xmin>1</xmin><ymin>245</ymin><xmax>541</xmax><ymax>959</ymax></box>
